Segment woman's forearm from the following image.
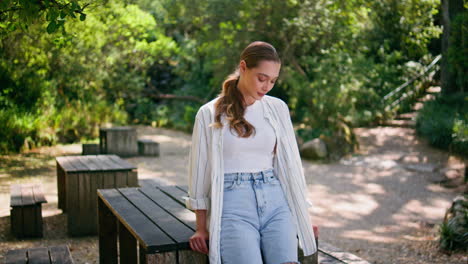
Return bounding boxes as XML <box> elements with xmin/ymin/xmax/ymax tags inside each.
<box><xmin>195</xmin><ymin>209</ymin><xmax>208</xmax><ymax>231</ymax></box>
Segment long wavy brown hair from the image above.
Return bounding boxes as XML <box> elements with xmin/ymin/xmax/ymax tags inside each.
<box><xmin>211</xmin><ymin>41</ymin><xmax>281</xmax><ymax>138</ymax></box>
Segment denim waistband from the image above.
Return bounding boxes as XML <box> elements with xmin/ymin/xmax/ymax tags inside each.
<box><xmin>224</xmin><ymin>168</ymin><xmax>276</xmax><ymax>183</ymax></box>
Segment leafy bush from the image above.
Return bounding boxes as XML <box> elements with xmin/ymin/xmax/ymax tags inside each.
<box><xmin>416</xmin><ymin>92</ymin><xmax>468</xmax><ymax>157</ymax></box>
<box><xmin>439</xmin><ymin>195</ymin><xmax>468</xmax><ymax>251</ymax></box>
<box><xmin>0</xmin><ymin>107</ymin><xmax>54</xmax><ymax>153</ymax></box>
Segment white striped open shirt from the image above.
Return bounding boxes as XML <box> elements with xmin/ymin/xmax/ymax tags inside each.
<box><xmin>183</xmin><ymin>95</ymin><xmax>317</xmax><ymax>263</ymax></box>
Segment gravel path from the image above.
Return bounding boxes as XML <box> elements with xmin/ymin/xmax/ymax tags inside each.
<box><xmin>0</xmin><ymin>125</ymin><xmax>466</xmax><ymax>263</ymax></box>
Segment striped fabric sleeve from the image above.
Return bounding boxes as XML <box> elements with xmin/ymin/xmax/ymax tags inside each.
<box><xmin>280</xmin><ymin>101</ymin><xmax>313</xmax><ymax>209</ymax></box>
<box><xmin>183</xmin><ymin>108</ymin><xmax>212</xmax><ymax>210</ymax></box>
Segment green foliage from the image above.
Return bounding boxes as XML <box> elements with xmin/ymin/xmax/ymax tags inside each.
<box><xmin>0</xmin><ymin>0</ymin><xmax>99</xmax><ymax>36</ymax></box>
<box><xmin>416</xmin><ymin>92</ymin><xmax>468</xmax><ymax>157</ymax></box>
<box><xmin>365</xmin><ymin>0</ymin><xmax>441</xmax><ymax>60</ymax></box>
<box><xmin>0</xmin><ymin>0</ymin><xmax>177</xmax><ymax>152</ymax></box>
<box><xmin>0</xmin><ymin>0</ymin><xmax>448</xmax><ymax>158</ymax></box>
<box><xmin>438</xmin><ymin>195</ymin><xmax>468</xmax><ymax>252</ymax></box>
<box><xmin>0</xmin><ymin>107</ymin><xmax>52</xmax><ymax>153</ymax></box>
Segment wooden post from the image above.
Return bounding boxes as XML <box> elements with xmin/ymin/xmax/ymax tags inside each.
<box><xmin>98</xmin><ymin>198</ymin><xmax>118</xmax><ymax>264</ymax></box>
<box><xmin>57</xmin><ymin>161</ymin><xmax>66</xmax><ymax>211</ymax></box>
<box><xmin>119</xmin><ymin>221</ymin><xmax>138</xmax><ymax>263</ymax></box>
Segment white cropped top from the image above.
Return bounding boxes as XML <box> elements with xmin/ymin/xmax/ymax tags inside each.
<box><xmin>222</xmin><ymin>99</ymin><xmax>276</xmax><ymax>173</ymax></box>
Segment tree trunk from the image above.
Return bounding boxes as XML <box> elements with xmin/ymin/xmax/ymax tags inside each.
<box><xmin>440</xmin><ymin>0</ymin><xmax>465</xmax><ymax>94</ymax></box>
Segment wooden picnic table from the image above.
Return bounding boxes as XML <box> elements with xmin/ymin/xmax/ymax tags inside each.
<box><xmin>56</xmin><ymin>154</ymin><xmax>138</xmax><ymax>236</ymax></box>
<box><xmin>98</xmin><ymin>184</ymin><xmax>206</xmax><ymax>264</ymax></box>
<box><xmin>97</xmin><ymin>182</ymin><xmax>319</xmax><ymax>264</ymax></box>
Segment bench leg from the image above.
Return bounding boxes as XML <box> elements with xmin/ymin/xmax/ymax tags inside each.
<box><xmin>98</xmin><ymin>198</ymin><xmax>117</xmax><ymax>264</ymax></box>
<box><xmin>57</xmin><ymin>162</ymin><xmax>66</xmax><ymax>212</ymax></box>
<box><xmin>139</xmin><ymin>246</ymin><xmax>146</xmax><ymax>264</ymax></box>
<box><xmin>178</xmin><ymin>250</ymin><xmax>208</xmax><ymax>264</ymax></box>
<box><xmin>10</xmin><ymin>207</ymin><xmax>23</xmax><ymax>238</ymax></box>
<box><xmin>35</xmin><ymin>204</ymin><xmax>44</xmax><ymax>237</ymax></box>
<box><xmin>119</xmin><ymin>221</ymin><xmax>137</xmax><ymax>263</ymax></box>
<box><xmin>298</xmin><ymin>238</ymin><xmax>318</xmax><ymax>264</ymax></box>
<box><xmin>144</xmin><ymin>252</ymin><xmax>177</xmax><ymax>264</ymax></box>
<box><xmin>17</xmin><ymin>205</ymin><xmax>43</xmax><ymax>238</ymax></box>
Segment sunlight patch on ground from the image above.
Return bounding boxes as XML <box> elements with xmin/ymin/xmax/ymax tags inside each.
<box><xmin>311</xmin><ymin>187</ymin><xmax>379</xmax><ymax>220</ymax></box>
<box><xmin>397</xmin><ymin>199</ymin><xmax>451</xmax><ymax>220</ymax></box>
<box><xmin>311</xmin><ymin>215</ymin><xmax>344</xmax><ymax>228</ymax></box>
<box><xmin>139</xmin><ymin>134</ymin><xmax>191</xmax><ymax>147</ymax></box>
<box><xmin>362</xmin><ymin>183</ymin><xmax>386</xmax><ymax>195</ymax></box>
<box><xmin>342</xmin><ymin>229</ymin><xmax>399</xmax><ymax>243</ymax></box>
<box><xmin>42</xmin><ymin>205</ymin><xmax>62</xmax><ymax>218</ymax></box>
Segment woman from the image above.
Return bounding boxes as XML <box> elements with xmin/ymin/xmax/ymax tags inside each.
<box><xmin>183</xmin><ymin>41</ymin><xmax>317</xmax><ymax>264</ymax></box>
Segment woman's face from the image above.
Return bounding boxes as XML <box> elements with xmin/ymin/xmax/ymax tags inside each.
<box><xmin>238</xmin><ymin>60</ymin><xmax>281</xmax><ymax>105</ymax></box>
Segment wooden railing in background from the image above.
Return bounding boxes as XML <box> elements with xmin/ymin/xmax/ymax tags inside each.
<box><xmin>382</xmin><ymin>54</ymin><xmax>442</xmax><ymax>114</ymax></box>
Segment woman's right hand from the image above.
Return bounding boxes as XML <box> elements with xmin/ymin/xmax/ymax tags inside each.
<box><xmin>189</xmin><ymin>229</ymin><xmax>209</xmax><ymax>255</ymax></box>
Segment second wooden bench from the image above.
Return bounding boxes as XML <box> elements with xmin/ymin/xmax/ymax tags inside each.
<box><xmin>5</xmin><ymin>245</ymin><xmax>74</xmax><ymax>264</ymax></box>
<box><xmin>10</xmin><ymin>184</ymin><xmax>47</xmax><ymax>238</ymax></box>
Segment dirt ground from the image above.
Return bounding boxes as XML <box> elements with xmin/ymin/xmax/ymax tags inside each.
<box><xmin>0</xmin><ymin>125</ymin><xmax>466</xmax><ymax>264</ymax></box>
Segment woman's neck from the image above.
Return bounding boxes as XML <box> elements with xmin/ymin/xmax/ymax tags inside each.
<box><xmin>236</xmin><ymin>81</ymin><xmax>256</xmax><ymax>107</ymax></box>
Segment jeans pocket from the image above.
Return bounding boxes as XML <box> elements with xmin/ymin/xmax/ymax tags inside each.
<box><xmin>223</xmin><ymin>180</ymin><xmax>237</xmax><ymax>191</ymax></box>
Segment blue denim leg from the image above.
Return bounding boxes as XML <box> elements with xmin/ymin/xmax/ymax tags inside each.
<box><xmin>259</xmin><ymin>171</ymin><xmax>299</xmax><ymax>264</ymax></box>
<box><xmin>220</xmin><ymin>172</ymin><xmax>263</xmax><ymax>264</ymax></box>
<box><xmin>220</xmin><ymin>169</ymin><xmax>300</xmax><ymax>264</ymax></box>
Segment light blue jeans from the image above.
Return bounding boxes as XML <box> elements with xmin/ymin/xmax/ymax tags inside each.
<box><xmin>220</xmin><ymin>168</ymin><xmax>300</xmax><ymax>264</ymax></box>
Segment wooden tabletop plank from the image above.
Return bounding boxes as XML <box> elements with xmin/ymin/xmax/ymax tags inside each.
<box><xmin>94</xmin><ymin>155</ymin><xmax>120</xmax><ymax>170</ymax></box>
<box><xmin>10</xmin><ymin>184</ymin><xmax>23</xmax><ymax>207</ymax></box>
<box><xmin>28</xmin><ymin>247</ymin><xmax>51</xmax><ymax>264</ymax></box>
<box><xmin>119</xmin><ymin>188</ymin><xmax>194</xmax><ymax>245</ymax></box>
<box><xmin>56</xmin><ymin>156</ymin><xmax>79</xmax><ymax>172</ymax></box>
<box><xmin>49</xmin><ymin>245</ymin><xmax>74</xmax><ymax>264</ymax></box>
<box><xmin>106</xmin><ymin>155</ymin><xmax>136</xmax><ymax>170</ymax></box>
<box><xmin>176</xmin><ymin>185</ymin><xmax>188</xmax><ymax>193</ymax></box>
<box><xmin>139</xmin><ymin>187</ymin><xmax>197</xmax><ymax>231</ymax></box>
<box><xmin>157</xmin><ymin>185</ymin><xmax>188</xmax><ymax>206</ymax></box>
<box><xmin>5</xmin><ymin>248</ymin><xmax>28</xmax><ymax>264</ymax></box>
<box><xmin>63</xmin><ymin>156</ymin><xmax>89</xmax><ymax>172</ymax></box>
<box><xmin>97</xmin><ymin>189</ymin><xmax>176</xmax><ymax>253</ymax></box>
<box><xmin>83</xmin><ymin>155</ymin><xmax>113</xmax><ymax>171</ymax></box>
<box><xmin>78</xmin><ymin>156</ymin><xmax>100</xmax><ymax>171</ymax></box>
<box><xmin>32</xmin><ymin>185</ymin><xmax>47</xmax><ymax>204</ymax></box>
<box><xmin>21</xmin><ymin>185</ymin><xmax>35</xmax><ymax>206</ymax></box>
<box><xmin>56</xmin><ymin>155</ymin><xmax>136</xmax><ymax>172</ymax></box>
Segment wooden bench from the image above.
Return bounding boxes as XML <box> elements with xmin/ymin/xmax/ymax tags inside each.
<box><xmin>99</xmin><ymin>127</ymin><xmax>138</xmax><ymax>156</ymax></box>
<box><xmin>97</xmin><ymin>183</ymin><xmax>318</xmax><ymax>263</ymax></box>
<box><xmin>5</xmin><ymin>245</ymin><xmax>74</xmax><ymax>264</ymax></box>
<box><xmin>137</xmin><ymin>139</ymin><xmax>160</xmax><ymax>156</ymax></box>
<box><xmin>56</xmin><ymin>155</ymin><xmax>138</xmax><ymax>236</ymax></box>
<box><xmin>10</xmin><ymin>184</ymin><xmax>47</xmax><ymax>238</ymax></box>
<box><xmin>82</xmin><ymin>143</ymin><xmax>100</xmax><ymax>155</ymax></box>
